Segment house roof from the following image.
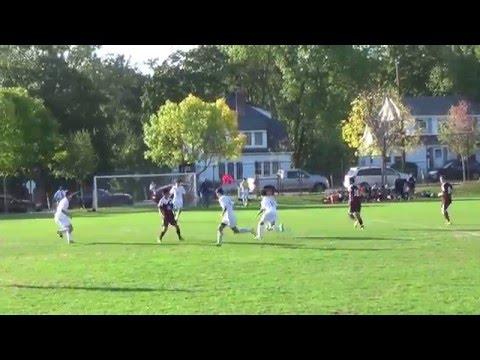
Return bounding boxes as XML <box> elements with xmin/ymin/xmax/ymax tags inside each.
<box><xmin>404</xmin><ymin>96</ymin><xmax>480</xmax><ymax>116</ymax></box>
<box><xmin>225</xmin><ymin>94</ymin><xmax>290</xmax><ymax>153</ymax></box>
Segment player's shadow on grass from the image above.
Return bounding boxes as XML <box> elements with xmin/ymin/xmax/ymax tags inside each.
<box><xmin>225</xmin><ymin>241</ymin><xmax>395</xmax><ymax>251</ymax></box>
<box><xmin>295</xmin><ymin>236</ymin><xmax>410</xmax><ymax>241</ymax></box>
<box><xmin>398</xmin><ymin>228</ymin><xmax>480</xmax><ymax>232</ymax></box>
<box><xmin>5</xmin><ymin>284</ymin><xmax>196</xmax><ymax>293</ymax></box>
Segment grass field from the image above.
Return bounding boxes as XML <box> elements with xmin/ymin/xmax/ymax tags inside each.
<box><xmin>1</xmin><ymin>196</ymin><xmax>479</xmax><ymax>314</ymax></box>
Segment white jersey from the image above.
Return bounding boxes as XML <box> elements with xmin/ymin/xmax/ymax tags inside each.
<box><xmin>260</xmin><ymin>196</ymin><xmax>277</xmax><ymax>224</ymax></box>
<box><xmin>170</xmin><ymin>185</ymin><xmax>186</xmax><ymax>207</ymax></box>
<box><xmin>218</xmin><ymin>195</ymin><xmax>236</xmax><ymax>227</ymax></box>
<box><xmin>54</xmin><ymin>197</ymin><xmax>71</xmax><ymax>231</ymax></box>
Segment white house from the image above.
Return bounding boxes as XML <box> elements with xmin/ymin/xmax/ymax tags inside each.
<box><xmin>196</xmin><ymin>90</ymin><xmax>293</xmax><ymax>183</ymax></box>
<box><xmin>358</xmin><ymin>96</ymin><xmax>480</xmax><ymax>178</ymax></box>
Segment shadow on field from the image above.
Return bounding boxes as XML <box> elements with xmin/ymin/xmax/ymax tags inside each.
<box><xmin>225</xmin><ymin>241</ymin><xmax>395</xmax><ymax>251</ymax></box>
<box><xmin>398</xmin><ymin>228</ymin><xmax>480</xmax><ymax>232</ymax></box>
<box><xmin>5</xmin><ymin>284</ymin><xmax>196</xmax><ymax>293</ymax></box>
<box><xmin>295</xmin><ymin>236</ymin><xmax>410</xmax><ymax>241</ymax></box>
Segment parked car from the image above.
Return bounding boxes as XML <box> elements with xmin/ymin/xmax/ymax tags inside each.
<box><xmin>427</xmin><ymin>159</ymin><xmax>480</xmax><ymax>182</ymax></box>
<box><xmin>343</xmin><ymin>166</ymin><xmax>409</xmax><ymax>189</ymax></box>
<box><xmin>69</xmin><ymin>189</ymin><xmax>133</xmax><ymax>208</ymax></box>
<box><xmin>0</xmin><ymin>194</ymin><xmax>36</xmax><ymax>213</ymax></box>
<box><xmin>258</xmin><ymin>169</ymin><xmax>330</xmax><ymax>193</ymax></box>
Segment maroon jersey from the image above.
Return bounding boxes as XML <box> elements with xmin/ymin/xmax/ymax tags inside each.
<box><xmin>348</xmin><ymin>184</ymin><xmax>361</xmax><ymax>213</ymax></box>
<box><xmin>441</xmin><ymin>182</ymin><xmax>453</xmax><ymax>203</ymax></box>
<box><xmin>158</xmin><ymin>196</ymin><xmax>177</xmax><ymax>226</ymax></box>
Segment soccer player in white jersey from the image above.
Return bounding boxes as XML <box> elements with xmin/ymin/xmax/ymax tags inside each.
<box><xmin>239</xmin><ymin>178</ymin><xmax>249</xmax><ymax>207</ymax></box>
<box><xmin>54</xmin><ymin>190</ymin><xmax>75</xmax><ymax>244</ymax></box>
<box><xmin>215</xmin><ymin>187</ymin><xmax>254</xmax><ymax>246</ymax></box>
<box><xmin>169</xmin><ymin>179</ymin><xmax>186</xmax><ymax>222</ymax></box>
<box><xmin>255</xmin><ymin>187</ymin><xmax>284</xmax><ymax>240</ymax></box>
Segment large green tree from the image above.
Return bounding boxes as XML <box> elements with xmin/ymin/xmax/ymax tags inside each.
<box><xmin>144</xmin><ymin>95</ymin><xmax>245</xmax><ymax>174</ymax></box>
<box><xmin>0</xmin><ymin>87</ymin><xmax>59</xmax><ymax>211</ymax></box>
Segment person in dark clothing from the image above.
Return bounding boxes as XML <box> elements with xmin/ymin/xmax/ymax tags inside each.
<box><xmin>347</xmin><ymin>177</ymin><xmax>364</xmax><ymax>229</ymax></box>
<box><xmin>199</xmin><ymin>180</ymin><xmax>211</xmax><ymax>208</ymax></box>
<box><xmin>406</xmin><ymin>174</ymin><xmax>416</xmax><ymax>200</ymax></box>
<box><xmin>438</xmin><ymin>176</ymin><xmax>453</xmax><ymax>225</ymax></box>
<box><xmin>394</xmin><ymin>177</ymin><xmax>407</xmax><ymax>200</ymax></box>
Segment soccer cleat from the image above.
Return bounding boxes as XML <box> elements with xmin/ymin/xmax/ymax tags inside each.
<box><xmin>216</xmin><ymin>241</ymin><xmax>222</xmax><ymax>247</ymax></box>
<box><xmin>445</xmin><ymin>221</ymin><xmax>452</xmax><ymax>226</ymax></box>
<box><xmin>57</xmin><ymin>231</ymin><xmax>63</xmax><ymax>238</ymax></box>
<box><xmin>178</xmin><ymin>236</ymin><xmax>185</xmax><ymax>241</ymax></box>
<box><xmin>279</xmin><ymin>224</ymin><xmax>285</xmax><ymax>232</ymax></box>
<box><xmin>157</xmin><ymin>236</ymin><xmax>163</xmax><ymax>244</ymax></box>
<box><xmin>360</xmin><ymin>225</ymin><xmax>365</xmax><ymax>230</ymax></box>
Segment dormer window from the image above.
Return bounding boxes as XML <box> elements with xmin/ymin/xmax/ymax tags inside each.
<box><xmin>242</xmin><ymin>130</ymin><xmax>267</xmax><ymax>148</ymax></box>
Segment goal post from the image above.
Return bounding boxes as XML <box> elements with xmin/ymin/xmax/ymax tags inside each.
<box><xmin>92</xmin><ymin>172</ymin><xmax>198</xmax><ymax>212</ymax></box>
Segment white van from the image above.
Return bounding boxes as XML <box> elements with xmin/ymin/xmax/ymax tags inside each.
<box><xmin>343</xmin><ymin>166</ymin><xmax>409</xmax><ymax>188</ymax></box>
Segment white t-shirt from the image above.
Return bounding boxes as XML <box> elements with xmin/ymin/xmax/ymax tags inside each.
<box><xmin>261</xmin><ymin>196</ymin><xmax>277</xmax><ymax>213</ymax></box>
<box><xmin>55</xmin><ymin>197</ymin><xmax>69</xmax><ymax>217</ymax></box>
<box><xmin>218</xmin><ymin>195</ymin><xmax>236</xmax><ymax>226</ymax></box>
<box><xmin>170</xmin><ymin>185</ymin><xmax>186</xmax><ymax>204</ymax></box>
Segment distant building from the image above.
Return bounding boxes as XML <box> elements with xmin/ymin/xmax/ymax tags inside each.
<box><xmin>358</xmin><ymin>96</ymin><xmax>480</xmax><ymax>178</ymax></box>
<box><xmin>195</xmin><ymin>90</ymin><xmax>293</xmax><ymax>183</ymax></box>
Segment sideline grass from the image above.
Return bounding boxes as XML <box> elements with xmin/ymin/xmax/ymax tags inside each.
<box><xmin>0</xmin><ymin>198</ymin><xmax>479</xmax><ymax>314</ymax></box>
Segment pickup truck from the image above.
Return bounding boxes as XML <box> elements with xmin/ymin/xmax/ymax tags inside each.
<box><xmin>256</xmin><ymin>169</ymin><xmax>329</xmax><ymax>193</ymax></box>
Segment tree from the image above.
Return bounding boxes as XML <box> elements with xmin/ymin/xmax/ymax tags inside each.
<box><xmin>144</xmin><ymin>95</ymin><xmax>245</xmax><ymax>174</ymax></box>
<box><xmin>438</xmin><ymin>100</ymin><xmax>480</xmax><ymax>181</ymax></box>
<box><xmin>51</xmin><ymin>130</ymin><xmax>98</xmax><ymax>201</ymax></box>
<box><xmin>341</xmin><ymin>89</ymin><xmax>419</xmax><ymax>184</ymax></box>
<box><xmin>0</xmin><ymin>87</ymin><xmax>59</xmax><ymax>212</ymax></box>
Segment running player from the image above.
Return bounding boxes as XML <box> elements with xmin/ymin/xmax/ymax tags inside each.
<box><xmin>215</xmin><ymin>187</ymin><xmax>254</xmax><ymax>246</ymax></box>
<box><xmin>157</xmin><ymin>187</ymin><xmax>184</xmax><ymax>243</ymax></box>
<box><xmin>438</xmin><ymin>175</ymin><xmax>453</xmax><ymax>225</ymax></box>
<box><xmin>239</xmin><ymin>178</ymin><xmax>249</xmax><ymax>207</ymax></box>
<box><xmin>169</xmin><ymin>179</ymin><xmax>186</xmax><ymax>222</ymax></box>
<box><xmin>348</xmin><ymin>177</ymin><xmax>364</xmax><ymax>229</ymax></box>
<box><xmin>54</xmin><ymin>190</ymin><xmax>75</xmax><ymax>244</ymax></box>
<box><xmin>254</xmin><ymin>187</ymin><xmax>284</xmax><ymax>240</ymax></box>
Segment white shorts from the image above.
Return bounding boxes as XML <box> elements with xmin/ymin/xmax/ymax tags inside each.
<box><xmin>173</xmin><ymin>201</ymin><xmax>183</xmax><ymax>211</ymax></box>
<box><xmin>54</xmin><ymin>213</ymin><xmax>71</xmax><ymax>231</ymax></box>
<box><xmin>222</xmin><ymin>212</ymin><xmax>237</xmax><ymax>228</ymax></box>
<box><xmin>260</xmin><ymin>211</ymin><xmax>277</xmax><ymax>225</ymax></box>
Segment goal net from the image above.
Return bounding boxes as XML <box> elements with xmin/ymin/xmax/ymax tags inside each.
<box><xmin>92</xmin><ymin>172</ymin><xmax>197</xmax><ymax>211</ymax></box>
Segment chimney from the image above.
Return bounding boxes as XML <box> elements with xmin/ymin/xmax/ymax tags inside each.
<box><xmin>235</xmin><ymin>88</ymin><xmax>247</xmax><ymax>117</ymax></box>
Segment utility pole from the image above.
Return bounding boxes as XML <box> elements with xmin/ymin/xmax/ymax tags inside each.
<box><xmin>396</xmin><ymin>59</ymin><xmax>407</xmax><ymax>171</ymax></box>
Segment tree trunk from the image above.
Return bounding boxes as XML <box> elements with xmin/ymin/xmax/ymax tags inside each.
<box><xmin>461</xmin><ymin>155</ymin><xmax>467</xmax><ymax>182</ymax></box>
<box><xmin>3</xmin><ymin>175</ymin><xmax>7</xmax><ymax>214</ymax></box>
<box><xmin>381</xmin><ymin>139</ymin><xmax>387</xmax><ymax>187</ymax></box>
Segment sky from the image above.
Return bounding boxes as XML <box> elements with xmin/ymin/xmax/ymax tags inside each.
<box><xmin>96</xmin><ymin>45</ymin><xmax>198</xmax><ymax>74</ymax></box>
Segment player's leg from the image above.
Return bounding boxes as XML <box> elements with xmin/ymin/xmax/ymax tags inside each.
<box><xmin>232</xmin><ymin>226</ymin><xmax>255</xmax><ymax>234</ymax></box>
<box><xmin>256</xmin><ymin>221</ymin><xmax>266</xmax><ymax>240</ymax></box>
<box><xmin>217</xmin><ymin>223</ymin><xmax>227</xmax><ymax>246</ymax></box>
<box><xmin>65</xmin><ymin>224</ymin><xmax>74</xmax><ymax>243</ymax></box>
<box><xmin>174</xmin><ymin>223</ymin><xmax>184</xmax><ymax>241</ymax></box>
<box><xmin>158</xmin><ymin>217</ymin><xmax>169</xmax><ymax>243</ymax></box>
<box><xmin>354</xmin><ymin>212</ymin><xmax>364</xmax><ymax>228</ymax></box>
<box><xmin>442</xmin><ymin>202</ymin><xmax>451</xmax><ymax>224</ymax></box>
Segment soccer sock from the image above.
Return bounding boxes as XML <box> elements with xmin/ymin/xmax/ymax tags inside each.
<box><xmin>257</xmin><ymin>223</ymin><xmax>265</xmax><ymax>238</ymax></box>
<box><xmin>356</xmin><ymin>214</ymin><xmax>364</xmax><ymax>226</ymax></box>
<box><xmin>217</xmin><ymin>230</ymin><xmax>223</xmax><ymax>243</ymax></box>
<box><xmin>444</xmin><ymin>211</ymin><xmax>450</xmax><ymax>222</ymax></box>
<box><xmin>176</xmin><ymin>227</ymin><xmax>182</xmax><ymax>239</ymax></box>
<box><xmin>66</xmin><ymin>231</ymin><xmax>72</xmax><ymax>242</ymax></box>
<box><xmin>349</xmin><ymin>213</ymin><xmax>355</xmax><ymax>221</ymax></box>
<box><xmin>160</xmin><ymin>228</ymin><xmax>167</xmax><ymax>239</ymax></box>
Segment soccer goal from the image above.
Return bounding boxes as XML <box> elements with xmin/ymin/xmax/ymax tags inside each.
<box><xmin>92</xmin><ymin>172</ymin><xmax>197</xmax><ymax>211</ymax></box>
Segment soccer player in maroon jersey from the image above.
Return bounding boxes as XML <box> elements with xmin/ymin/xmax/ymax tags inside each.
<box><xmin>347</xmin><ymin>177</ymin><xmax>364</xmax><ymax>229</ymax></box>
<box><xmin>438</xmin><ymin>175</ymin><xmax>453</xmax><ymax>225</ymax></box>
<box><xmin>157</xmin><ymin>188</ymin><xmax>184</xmax><ymax>243</ymax></box>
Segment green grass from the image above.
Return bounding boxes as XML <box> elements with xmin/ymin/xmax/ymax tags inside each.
<box><xmin>1</xmin><ymin>198</ymin><xmax>479</xmax><ymax>314</ymax></box>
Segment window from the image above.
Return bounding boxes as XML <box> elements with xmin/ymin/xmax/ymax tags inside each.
<box><xmin>427</xmin><ymin>118</ymin><xmax>433</xmax><ymax>133</ymax></box>
<box><xmin>263</xmin><ymin>162</ymin><xmax>271</xmax><ymax>176</ymax></box>
<box><xmin>358</xmin><ymin>168</ymin><xmax>381</xmax><ymax>176</ymax></box>
<box><xmin>227</xmin><ymin>162</ymin><xmax>235</xmax><ymax>178</ymax></box>
<box><xmin>416</xmin><ymin>118</ymin><xmax>427</xmax><ymax>132</ymax></box>
<box><xmin>435</xmin><ymin>149</ymin><xmax>442</xmax><ymax>159</ymax></box>
<box><xmin>287</xmin><ymin>171</ymin><xmax>299</xmax><ymax>179</ymax></box>
<box><xmin>300</xmin><ymin>171</ymin><xmax>309</xmax><ymax>178</ymax></box>
<box><xmin>254</xmin><ymin>132</ymin><xmax>263</xmax><ymax>146</ymax></box>
<box><xmin>236</xmin><ymin>162</ymin><xmax>243</xmax><ymax>180</ymax></box>
<box><xmin>245</xmin><ymin>132</ymin><xmax>252</xmax><ymax>146</ymax></box>
<box><xmin>218</xmin><ymin>162</ymin><xmax>225</xmax><ymax>178</ymax></box>
<box><xmin>272</xmin><ymin>161</ymin><xmax>279</xmax><ymax>174</ymax></box>
<box><xmin>255</xmin><ymin>161</ymin><xmax>262</xmax><ymax>175</ymax></box>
